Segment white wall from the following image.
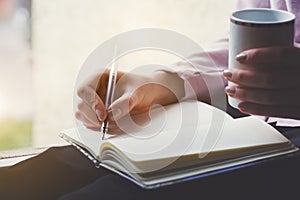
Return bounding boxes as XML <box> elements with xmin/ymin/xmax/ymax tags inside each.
<box><xmin>32</xmin><ymin>0</ymin><xmax>236</xmax><ymax>146</ymax></box>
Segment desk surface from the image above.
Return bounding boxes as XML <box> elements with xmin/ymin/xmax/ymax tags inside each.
<box><xmin>0</xmin><ymin>155</ymin><xmax>37</xmax><ymax>167</ymax></box>
<box><xmin>0</xmin><ymin>147</ymin><xmax>47</xmax><ymax>167</ymax></box>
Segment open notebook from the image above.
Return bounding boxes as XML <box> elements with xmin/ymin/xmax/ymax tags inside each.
<box><xmin>60</xmin><ymin>101</ymin><xmax>298</xmax><ymax>188</ymax></box>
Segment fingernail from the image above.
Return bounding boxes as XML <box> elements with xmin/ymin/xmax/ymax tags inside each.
<box><xmin>96</xmin><ymin>110</ymin><xmax>104</xmax><ymax>121</ymax></box>
<box><xmin>223</xmin><ymin>70</ymin><xmax>232</xmax><ymax>79</ymax></box>
<box><xmin>236</xmin><ymin>53</ymin><xmax>247</xmax><ymax>62</ymax></box>
<box><xmin>225</xmin><ymin>86</ymin><xmax>235</xmax><ymax>95</ymax></box>
<box><xmin>109</xmin><ymin>108</ymin><xmax>122</xmax><ymax>121</ymax></box>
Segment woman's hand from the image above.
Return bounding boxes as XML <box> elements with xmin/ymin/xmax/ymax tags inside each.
<box><xmin>224</xmin><ymin>46</ymin><xmax>300</xmax><ymax>120</ymax></box>
<box><xmin>75</xmin><ymin>69</ymin><xmax>184</xmax><ymax>133</ymax></box>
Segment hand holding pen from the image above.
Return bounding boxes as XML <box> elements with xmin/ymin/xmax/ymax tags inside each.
<box><xmin>75</xmin><ymin>61</ymin><xmax>188</xmax><ymax>137</ymax></box>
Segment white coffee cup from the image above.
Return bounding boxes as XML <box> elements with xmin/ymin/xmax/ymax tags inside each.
<box><xmin>228</xmin><ymin>8</ymin><xmax>295</xmax><ymax>108</ymax></box>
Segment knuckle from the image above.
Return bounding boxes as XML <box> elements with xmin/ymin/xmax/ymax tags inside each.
<box><xmin>77</xmin><ymin>86</ymin><xmax>97</xmax><ymax>104</ymax></box>
<box><xmin>235</xmin><ymin>72</ymin><xmax>246</xmax><ymax>82</ymax></box>
<box><xmin>75</xmin><ymin>112</ymin><xmax>81</xmax><ymax>119</ymax></box>
<box><xmin>77</xmin><ymin>86</ymin><xmax>86</xmax><ymax>98</ymax></box>
<box><xmin>77</xmin><ymin>101</ymin><xmax>85</xmax><ymax>110</ymax></box>
<box><xmin>236</xmin><ymin>88</ymin><xmax>247</xmax><ymax>99</ymax></box>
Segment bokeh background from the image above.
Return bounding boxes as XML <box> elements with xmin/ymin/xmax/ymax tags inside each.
<box><xmin>0</xmin><ymin>0</ymin><xmax>235</xmax><ymax>149</ymax></box>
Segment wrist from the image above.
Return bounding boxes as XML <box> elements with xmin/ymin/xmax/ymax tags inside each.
<box><xmin>148</xmin><ymin>70</ymin><xmax>185</xmax><ymax>106</ymax></box>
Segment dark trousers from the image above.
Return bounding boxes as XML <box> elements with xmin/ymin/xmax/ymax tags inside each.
<box><xmin>0</xmin><ymin>127</ymin><xmax>299</xmax><ymax>200</ymax></box>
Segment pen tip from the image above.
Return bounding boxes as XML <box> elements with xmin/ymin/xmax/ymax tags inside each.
<box><xmin>101</xmin><ymin>129</ymin><xmax>106</xmax><ymax>140</ymax></box>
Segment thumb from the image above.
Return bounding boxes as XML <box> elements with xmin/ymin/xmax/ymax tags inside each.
<box><xmin>108</xmin><ymin>92</ymin><xmax>139</xmax><ymax>121</ymax></box>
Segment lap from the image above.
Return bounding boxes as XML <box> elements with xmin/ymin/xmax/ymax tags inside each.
<box><xmin>0</xmin><ymin>146</ymin><xmax>108</xmax><ymax>200</ymax></box>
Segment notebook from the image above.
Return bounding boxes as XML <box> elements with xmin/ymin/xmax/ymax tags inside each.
<box><xmin>60</xmin><ymin>101</ymin><xmax>298</xmax><ymax>188</ymax></box>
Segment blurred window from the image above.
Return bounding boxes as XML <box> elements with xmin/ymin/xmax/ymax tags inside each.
<box><xmin>0</xmin><ymin>0</ymin><xmax>32</xmax><ymax>150</ymax></box>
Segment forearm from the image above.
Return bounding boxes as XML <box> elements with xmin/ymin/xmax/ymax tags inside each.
<box><xmin>147</xmin><ymin>69</ymin><xmax>218</xmax><ymax>106</ymax></box>
<box><xmin>149</xmin><ymin>70</ymin><xmax>185</xmax><ymax>105</ymax></box>
<box><xmin>135</xmin><ymin>35</ymin><xmax>229</xmax><ymax>106</ymax></box>
<box><xmin>169</xmin><ymin>36</ymin><xmax>229</xmax><ymax>103</ymax></box>
<box><xmin>134</xmin><ymin>67</ymin><xmax>185</xmax><ymax>106</ymax></box>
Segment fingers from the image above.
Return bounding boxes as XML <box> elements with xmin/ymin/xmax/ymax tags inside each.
<box><xmin>224</xmin><ymin>47</ymin><xmax>300</xmax><ymax>119</ymax></box>
<box><xmin>77</xmin><ymin>86</ymin><xmax>106</xmax><ymax>121</ymax></box>
<box><xmin>76</xmin><ymin>71</ymin><xmax>132</xmax><ymax>131</ymax></box>
<box><xmin>77</xmin><ymin>101</ymin><xmax>100</xmax><ymax>123</ymax></box>
<box><xmin>223</xmin><ymin>68</ymin><xmax>299</xmax><ymax>89</ymax></box>
<box><xmin>238</xmin><ymin>102</ymin><xmax>300</xmax><ymax>120</ymax></box>
<box><xmin>226</xmin><ymin>85</ymin><xmax>300</xmax><ymax>119</ymax></box>
<box><xmin>76</xmin><ymin>100</ymin><xmax>102</xmax><ymax>130</ymax></box>
<box><xmin>236</xmin><ymin>47</ymin><xmax>300</xmax><ymax>67</ymax></box>
<box><xmin>225</xmin><ymin>47</ymin><xmax>300</xmax><ymax>88</ymax></box>
<box><xmin>75</xmin><ymin>111</ymin><xmax>100</xmax><ymax>130</ymax></box>
<box><xmin>225</xmin><ymin>86</ymin><xmax>300</xmax><ymax>106</ymax></box>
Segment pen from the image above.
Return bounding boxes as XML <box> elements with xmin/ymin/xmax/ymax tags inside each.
<box><xmin>102</xmin><ymin>46</ymin><xmax>118</xmax><ymax>140</ymax></box>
